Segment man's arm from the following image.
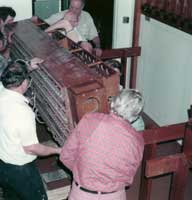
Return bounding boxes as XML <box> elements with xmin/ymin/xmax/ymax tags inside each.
<box><xmin>59</xmin><ymin>127</ymin><xmax>79</xmax><ymax>170</ymax></box>
<box><xmin>45</xmin><ymin>20</ymin><xmax>81</xmax><ymax>43</ymax></box>
<box><xmin>23</xmin><ymin>143</ymin><xmax>61</xmax><ymax>156</ymax></box>
<box><xmin>84</xmin><ymin>12</ymin><xmax>102</xmax><ymax>56</ymax></box>
<box><xmin>92</xmin><ymin>36</ymin><xmax>102</xmax><ymax>57</ymax></box>
<box><xmin>45</xmin><ymin>19</ymin><xmax>73</xmax><ymax>33</ymax></box>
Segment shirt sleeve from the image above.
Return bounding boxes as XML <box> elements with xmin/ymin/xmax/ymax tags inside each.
<box><xmin>86</xmin><ymin>13</ymin><xmax>98</xmax><ymax>41</ymax></box>
<box><xmin>59</xmin><ymin>121</ymin><xmax>81</xmax><ymax>170</ymax></box>
<box><xmin>16</xmin><ymin>108</ymin><xmax>39</xmax><ymax>146</ymax></box>
<box><xmin>123</xmin><ymin>132</ymin><xmax>144</xmax><ymax>185</ymax></box>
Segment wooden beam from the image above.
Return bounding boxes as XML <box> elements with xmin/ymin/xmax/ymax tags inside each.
<box><xmin>183</xmin><ymin>123</ymin><xmax>192</xmax><ymax>156</ymax></box>
<box><xmin>143</xmin><ymin>123</ymin><xmax>185</xmax><ymax>145</ymax></box>
<box><xmin>139</xmin><ymin>112</ymin><xmax>159</xmax><ymax>200</ymax></box>
<box><xmin>145</xmin><ymin>154</ymin><xmax>185</xmax><ymax>177</ymax></box>
<box><xmin>145</xmin><ymin>153</ymin><xmax>188</xmax><ymax>200</ymax></box>
<box><xmin>130</xmin><ymin>0</ymin><xmax>142</xmax><ymax>88</ymax></box>
<box><xmin>169</xmin><ymin>155</ymin><xmax>188</xmax><ymax>200</ymax></box>
<box><xmin>101</xmin><ymin>47</ymin><xmax>141</xmax><ymax>87</ymax></box>
<box><xmin>139</xmin><ymin>143</ymin><xmax>157</xmax><ymax>200</ymax></box>
<box><xmin>101</xmin><ymin>47</ymin><xmax>141</xmax><ymax>60</ymax></box>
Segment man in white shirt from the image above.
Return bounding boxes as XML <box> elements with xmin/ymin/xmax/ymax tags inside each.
<box><xmin>45</xmin><ymin>10</ymin><xmax>93</xmax><ymax>53</ymax></box>
<box><xmin>0</xmin><ymin>60</ymin><xmax>61</xmax><ymax>200</ymax></box>
<box><xmin>45</xmin><ymin>0</ymin><xmax>102</xmax><ymax>57</ymax></box>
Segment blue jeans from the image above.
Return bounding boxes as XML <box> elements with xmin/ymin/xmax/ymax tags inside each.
<box><xmin>0</xmin><ymin>159</ymin><xmax>47</xmax><ymax>200</ymax></box>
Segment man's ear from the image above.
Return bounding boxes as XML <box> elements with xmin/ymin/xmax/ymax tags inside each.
<box><xmin>21</xmin><ymin>79</ymin><xmax>28</xmax><ymax>92</ymax></box>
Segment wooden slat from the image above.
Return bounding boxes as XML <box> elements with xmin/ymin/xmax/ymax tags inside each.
<box><xmin>143</xmin><ymin>123</ymin><xmax>185</xmax><ymax>145</ymax></box>
<box><xmin>139</xmin><ymin>143</ymin><xmax>157</xmax><ymax>200</ymax></box>
<box><xmin>101</xmin><ymin>47</ymin><xmax>141</xmax><ymax>87</ymax></box>
<box><xmin>169</xmin><ymin>156</ymin><xmax>188</xmax><ymax>200</ymax></box>
<box><xmin>145</xmin><ymin>153</ymin><xmax>188</xmax><ymax>200</ymax></box>
<box><xmin>145</xmin><ymin>153</ymin><xmax>186</xmax><ymax>177</ymax></box>
<box><xmin>130</xmin><ymin>0</ymin><xmax>142</xmax><ymax>88</ymax></box>
<box><xmin>101</xmin><ymin>47</ymin><xmax>141</xmax><ymax>60</ymax></box>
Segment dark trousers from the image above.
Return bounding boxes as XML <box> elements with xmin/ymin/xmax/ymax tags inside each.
<box><xmin>0</xmin><ymin>159</ymin><xmax>48</xmax><ymax>200</ymax></box>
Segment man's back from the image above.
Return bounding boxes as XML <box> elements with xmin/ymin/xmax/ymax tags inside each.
<box><xmin>0</xmin><ymin>87</ymin><xmax>38</xmax><ymax>165</ymax></box>
<box><xmin>60</xmin><ymin>112</ymin><xmax>144</xmax><ymax>192</ymax></box>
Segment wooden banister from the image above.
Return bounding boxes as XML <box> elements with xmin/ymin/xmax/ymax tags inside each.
<box><xmin>101</xmin><ymin>47</ymin><xmax>141</xmax><ymax>87</ymax></box>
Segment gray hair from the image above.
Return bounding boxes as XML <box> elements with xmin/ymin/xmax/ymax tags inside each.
<box><xmin>110</xmin><ymin>89</ymin><xmax>144</xmax><ymax>123</ymax></box>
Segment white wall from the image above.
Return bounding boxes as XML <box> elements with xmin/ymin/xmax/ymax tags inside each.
<box><xmin>113</xmin><ymin>0</ymin><xmax>135</xmax><ymax>48</ymax></box>
<box><xmin>0</xmin><ymin>0</ymin><xmax>32</xmax><ymax>21</ymax></box>
<box><xmin>113</xmin><ymin>0</ymin><xmax>135</xmax><ymax>88</ymax></box>
<box><xmin>137</xmin><ymin>15</ymin><xmax>192</xmax><ymax>126</ymax></box>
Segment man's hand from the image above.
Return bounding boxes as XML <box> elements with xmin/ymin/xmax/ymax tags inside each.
<box><xmin>31</xmin><ymin>16</ymin><xmax>38</xmax><ymax>23</ymax></box>
<box><xmin>80</xmin><ymin>41</ymin><xmax>93</xmax><ymax>54</ymax></box>
<box><xmin>92</xmin><ymin>36</ymin><xmax>102</xmax><ymax>57</ymax></box>
<box><xmin>23</xmin><ymin>143</ymin><xmax>62</xmax><ymax>156</ymax></box>
<box><xmin>29</xmin><ymin>57</ymin><xmax>44</xmax><ymax>70</ymax></box>
<box><xmin>94</xmin><ymin>47</ymin><xmax>102</xmax><ymax>57</ymax></box>
<box><xmin>7</xmin><ymin>31</ymin><xmax>14</xmax><ymax>44</ymax></box>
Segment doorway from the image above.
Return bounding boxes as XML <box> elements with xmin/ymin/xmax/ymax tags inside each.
<box><xmin>84</xmin><ymin>0</ymin><xmax>114</xmax><ymax>49</ymax></box>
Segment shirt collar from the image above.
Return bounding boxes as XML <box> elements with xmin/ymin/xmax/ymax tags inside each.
<box><xmin>110</xmin><ymin>112</ymin><xmax>130</xmax><ymax>126</ymax></box>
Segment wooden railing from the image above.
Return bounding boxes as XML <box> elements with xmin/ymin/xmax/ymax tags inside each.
<box><xmin>139</xmin><ymin>121</ymin><xmax>192</xmax><ymax>200</ymax></box>
<box><xmin>141</xmin><ymin>0</ymin><xmax>192</xmax><ymax>34</ymax></box>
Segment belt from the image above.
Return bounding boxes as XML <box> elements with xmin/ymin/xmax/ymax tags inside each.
<box><xmin>75</xmin><ymin>182</ymin><xmax>116</xmax><ymax>194</ymax></box>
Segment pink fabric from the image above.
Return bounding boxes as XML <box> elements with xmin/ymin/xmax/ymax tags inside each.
<box><xmin>60</xmin><ymin>112</ymin><xmax>144</xmax><ymax>192</ymax></box>
<box><xmin>69</xmin><ymin>181</ymin><xmax>126</xmax><ymax>200</ymax></box>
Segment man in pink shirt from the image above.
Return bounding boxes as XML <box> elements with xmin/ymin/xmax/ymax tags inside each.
<box><xmin>60</xmin><ymin>89</ymin><xmax>144</xmax><ymax>200</ymax></box>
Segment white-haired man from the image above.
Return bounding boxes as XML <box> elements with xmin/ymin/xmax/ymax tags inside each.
<box><xmin>45</xmin><ymin>0</ymin><xmax>102</xmax><ymax>57</ymax></box>
<box><xmin>60</xmin><ymin>89</ymin><xmax>144</xmax><ymax>200</ymax></box>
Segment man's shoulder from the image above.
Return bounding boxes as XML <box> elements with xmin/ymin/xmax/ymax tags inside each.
<box><xmin>81</xmin><ymin>112</ymin><xmax>107</xmax><ymax>123</ymax></box>
<box><xmin>81</xmin><ymin>10</ymin><xmax>93</xmax><ymax>19</ymax></box>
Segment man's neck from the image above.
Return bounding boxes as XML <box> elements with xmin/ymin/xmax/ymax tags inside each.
<box><xmin>10</xmin><ymin>86</ymin><xmax>24</xmax><ymax>95</ymax></box>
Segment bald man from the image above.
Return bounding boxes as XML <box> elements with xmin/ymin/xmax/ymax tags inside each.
<box><xmin>45</xmin><ymin>0</ymin><xmax>102</xmax><ymax>57</ymax></box>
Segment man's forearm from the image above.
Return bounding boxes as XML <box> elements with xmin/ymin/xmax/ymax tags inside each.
<box><xmin>23</xmin><ymin>143</ymin><xmax>61</xmax><ymax>156</ymax></box>
<box><xmin>92</xmin><ymin>36</ymin><xmax>101</xmax><ymax>48</ymax></box>
<box><xmin>91</xmin><ymin>36</ymin><xmax>102</xmax><ymax>57</ymax></box>
<box><xmin>45</xmin><ymin>19</ymin><xmax>73</xmax><ymax>33</ymax></box>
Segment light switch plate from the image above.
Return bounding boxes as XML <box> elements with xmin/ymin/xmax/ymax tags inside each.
<box><xmin>123</xmin><ymin>16</ymin><xmax>129</xmax><ymax>23</ymax></box>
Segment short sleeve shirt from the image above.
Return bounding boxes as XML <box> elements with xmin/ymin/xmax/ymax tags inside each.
<box><xmin>60</xmin><ymin>112</ymin><xmax>144</xmax><ymax>192</ymax></box>
<box><xmin>0</xmin><ymin>88</ymin><xmax>38</xmax><ymax>165</ymax></box>
<box><xmin>45</xmin><ymin>10</ymin><xmax>98</xmax><ymax>41</ymax></box>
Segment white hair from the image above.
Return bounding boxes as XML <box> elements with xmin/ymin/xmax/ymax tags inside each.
<box><xmin>110</xmin><ymin>89</ymin><xmax>144</xmax><ymax>123</ymax></box>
